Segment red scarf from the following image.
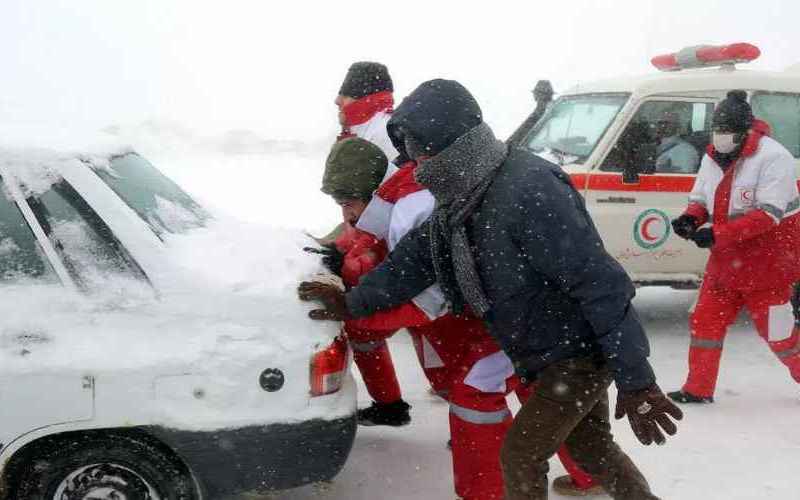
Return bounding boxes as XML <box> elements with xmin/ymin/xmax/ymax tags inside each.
<box><xmin>376</xmin><ymin>161</ymin><xmax>425</xmax><ymax>202</ymax></box>
<box><xmin>340</xmin><ymin>91</ymin><xmax>394</xmax><ymax>128</ymax></box>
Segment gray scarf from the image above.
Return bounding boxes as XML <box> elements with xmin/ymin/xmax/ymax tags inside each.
<box><xmin>415</xmin><ymin>122</ymin><xmax>508</xmax><ymax>317</ymax></box>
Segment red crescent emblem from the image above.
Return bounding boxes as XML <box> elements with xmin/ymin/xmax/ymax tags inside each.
<box><xmin>641</xmin><ymin>216</ymin><xmax>661</xmax><ymax>242</ymax></box>
<box><xmin>742</xmin><ymin>190</ymin><xmax>753</xmax><ymax>201</ymax></box>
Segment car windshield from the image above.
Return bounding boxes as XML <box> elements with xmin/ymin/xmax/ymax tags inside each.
<box><xmin>0</xmin><ymin>177</ymin><xmax>58</xmax><ymax>284</ymax></box>
<box><xmin>525</xmin><ymin>94</ymin><xmax>629</xmax><ymax>165</ymax></box>
<box><xmin>93</xmin><ymin>153</ymin><xmax>208</xmax><ymax>237</ymax></box>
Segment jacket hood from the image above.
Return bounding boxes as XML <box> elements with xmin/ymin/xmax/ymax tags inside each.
<box><xmin>387</xmin><ymin>79</ymin><xmax>482</xmax><ymax>158</ymax></box>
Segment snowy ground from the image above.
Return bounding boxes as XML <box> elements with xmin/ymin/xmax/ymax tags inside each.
<box><xmin>262</xmin><ymin>287</ymin><xmax>799</xmax><ymax>500</ymax></box>
<box><xmin>140</xmin><ymin>135</ymin><xmax>798</xmax><ymax>500</ymax></box>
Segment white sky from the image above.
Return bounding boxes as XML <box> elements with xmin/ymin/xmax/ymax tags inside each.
<box><xmin>1</xmin><ymin>0</ymin><xmax>799</xmax><ymax>140</ymax></box>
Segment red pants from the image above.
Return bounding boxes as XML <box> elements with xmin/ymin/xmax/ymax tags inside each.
<box><xmin>350</xmin><ymin>338</ymin><xmax>403</xmax><ymax>404</ymax></box>
<box><xmin>410</xmin><ymin>315</ymin><xmax>596</xmax><ymax>500</ymax></box>
<box><xmin>684</xmin><ymin>282</ymin><xmax>800</xmax><ymax>398</ymax></box>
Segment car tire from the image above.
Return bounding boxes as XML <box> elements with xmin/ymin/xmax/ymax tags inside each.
<box><xmin>8</xmin><ymin>432</ymin><xmax>200</xmax><ymax>500</ymax></box>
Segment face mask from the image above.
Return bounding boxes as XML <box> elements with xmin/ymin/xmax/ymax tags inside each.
<box><xmin>713</xmin><ymin>132</ymin><xmax>738</xmax><ymax>154</ymax></box>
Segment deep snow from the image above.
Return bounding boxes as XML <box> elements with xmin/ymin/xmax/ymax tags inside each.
<box><xmin>124</xmin><ymin>131</ymin><xmax>798</xmax><ymax>500</ymax></box>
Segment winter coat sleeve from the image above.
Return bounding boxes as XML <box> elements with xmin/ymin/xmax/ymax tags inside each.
<box><xmin>511</xmin><ymin>167</ymin><xmax>656</xmax><ymax>392</ymax></box>
<box><xmin>345</xmin><ymin>302</ymin><xmax>432</xmax><ymax>332</ymax></box>
<box><xmin>346</xmin><ymin>221</ymin><xmax>438</xmax><ymax>318</ymax></box>
<box><xmin>685</xmin><ymin>159</ymin><xmax>710</xmax><ymax>224</ymax></box>
<box><xmin>713</xmin><ymin>149</ymin><xmax>799</xmax><ymax>249</ymax></box>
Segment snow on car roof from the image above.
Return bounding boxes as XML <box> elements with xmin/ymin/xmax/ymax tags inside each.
<box><xmin>0</xmin><ymin>124</ymin><xmax>132</xmax><ymax>194</ymax></box>
<box><xmin>562</xmin><ymin>67</ymin><xmax>800</xmax><ymax>98</ymax></box>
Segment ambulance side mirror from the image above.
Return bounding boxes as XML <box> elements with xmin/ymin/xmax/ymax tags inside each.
<box><xmin>622</xmin><ymin>165</ymin><xmax>640</xmax><ymax>184</ymax></box>
<box><xmin>621</xmin><ymin>143</ymin><xmax>657</xmax><ymax>184</ymax></box>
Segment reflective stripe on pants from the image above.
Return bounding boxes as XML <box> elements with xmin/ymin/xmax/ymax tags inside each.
<box><xmin>350</xmin><ymin>339</ymin><xmax>385</xmax><ymax>352</ymax></box>
<box><xmin>690</xmin><ymin>337</ymin><xmax>724</xmax><ymax>350</ymax></box>
<box><xmin>351</xmin><ymin>339</ymin><xmax>402</xmax><ymax>404</ymax></box>
<box><xmin>685</xmin><ymin>283</ymin><xmax>800</xmax><ymax>397</ymax></box>
<box><xmin>450</xmin><ymin>403</ymin><xmax>511</xmax><ymax>425</ymax></box>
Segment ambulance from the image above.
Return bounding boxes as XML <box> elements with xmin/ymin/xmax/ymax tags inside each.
<box><xmin>512</xmin><ymin>43</ymin><xmax>800</xmax><ymax>288</ymax></box>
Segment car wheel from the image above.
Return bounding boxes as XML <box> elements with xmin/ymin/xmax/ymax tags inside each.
<box><xmin>10</xmin><ymin>433</ymin><xmax>199</xmax><ymax>500</ymax></box>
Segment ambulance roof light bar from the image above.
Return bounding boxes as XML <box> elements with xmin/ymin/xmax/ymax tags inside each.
<box><xmin>651</xmin><ymin>43</ymin><xmax>761</xmax><ymax>72</ymax></box>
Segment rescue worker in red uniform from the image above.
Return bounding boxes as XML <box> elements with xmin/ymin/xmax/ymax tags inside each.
<box><xmin>669</xmin><ymin>90</ymin><xmax>800</xmax><ymax>404</ymax></box>
<box><xmin>317</xmin><ymin>61</ymin><xmax>398</xmax><ymax>245</ymax></box>
<box><xmin>311</xmin><ymin>63</ymin><xmax>408</xmax><ymax>426</ymax></box>
<box><xmin>316</xmin><ymin>138</ymin><xmax>412</xmax><ymax>424</ymax></box>
<box><xmin>310</xmin><ymin>137</ymin><xmax>601</xmax><ymax>498</ymax></box>
<box><xmin>335</xmin><ymin>61</ymin><xmax>399</xmax><ymax>162</ymax></box>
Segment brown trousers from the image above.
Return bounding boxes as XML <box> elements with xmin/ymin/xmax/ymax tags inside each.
<box><xmin>500</xmin><ymin>357</ymin><xmax>659</xmax><ymax>500</ymax></box>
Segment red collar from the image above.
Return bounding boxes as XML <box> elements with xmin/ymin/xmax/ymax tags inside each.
<box><xmin>341</xmin><ymin>91</ymin><xmax>394</xmax><ymax>127</ymax></box>
<box><xmin>376</xmin><ymin>161</ymin><xmax>426</xmax><ymax>203</ymax></box>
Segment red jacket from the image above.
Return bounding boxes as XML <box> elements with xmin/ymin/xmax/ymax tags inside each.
<box><xmin>684</xmin><ymin>120</ymin><xmax>800</xmax><ymax>291</ymax></box>
<box><xmin>335</xmin><ymin>224</ymin><xmax>387</xmax><ymax>289</ymax></box>
<box><xmin>335</xmin><ymin>225</ymin><xmax>429</xmax><ymax>343</ymax></box>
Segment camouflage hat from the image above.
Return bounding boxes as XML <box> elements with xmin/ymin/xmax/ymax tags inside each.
<box><xmin>322</xmin><ymin>138</ymin><xmax>388</xmax><ymax>201</ymax></box>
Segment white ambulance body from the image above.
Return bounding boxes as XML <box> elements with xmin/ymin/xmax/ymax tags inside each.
<box><xmin>516</xmin><ymin>43</ymin><xmax>800</xmax><ymax>287</ymax></box>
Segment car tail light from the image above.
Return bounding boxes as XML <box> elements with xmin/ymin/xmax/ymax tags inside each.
<box><xmin>310</xmin><ymin>337</ymin><xmax>349</xmax><ymax>397</ymax></box>
<box><xmin>651</xmin><ymin>43</ymin><xmax>761</xmax><ymax>72</ymax></box>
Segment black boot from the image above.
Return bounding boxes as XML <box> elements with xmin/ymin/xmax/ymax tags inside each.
<box><xmin>667</xmin><ymin>390</ymin><xmax>714</xmax><ymax>404</ymax></box>
<box><xmin>357</xmin><ymin>400</ymin><xmax>411</xmax><ymax>427</ymax></box>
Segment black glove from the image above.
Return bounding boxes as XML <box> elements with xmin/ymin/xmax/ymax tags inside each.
<box><xmin>671</xmin><ymin>214</ymin><xmax>698</xmax><ymax>240</ymax></box>
<box><xmin>792</xmin><ymin>283</ymin><xmax>800</xmax><ymax>326</ymax></box>
<box><xmin>303</xmin><ymin>245</ymin><xmax>344</xmax><ymax>276</ymax></box>
<box><xmin>297</xmin><ymin>281</ymin><xmax>351</xmax><ymax>321</ymax></box>
<box><xmin>690</xmin><ymin>227</ymin><xmax>714</xmax><ymax>249</ymax></box>
<box><xmin>615</xmin><ymin>384</ymin><xmax>683</xmax><ymax>446</ymax></box>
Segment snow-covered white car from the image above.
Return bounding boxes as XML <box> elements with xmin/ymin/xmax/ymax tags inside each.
<box><xmin>0</xmin><ymin>141</ymin><xmax>356</xmax><ymax>499</ymax></box>
<box><xmin>512</xmin><ymin>42</ymin><xmax>800</xmax><ymax>288</ymax></box>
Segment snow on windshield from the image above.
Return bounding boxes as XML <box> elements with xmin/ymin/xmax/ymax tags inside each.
<box><xmin>150</xmin><ymin>195</ymin><xmax>205</xmax><ymax>233</ymax></box>
<box><xmin>90</xmin><ymin>152</ymin><xmax>209</xmax><ymax>236</ymax></box>
<box><xmin>0</xmin><ymin>126</ymin><xmax>131</xmax><ymax>195</ymax></box>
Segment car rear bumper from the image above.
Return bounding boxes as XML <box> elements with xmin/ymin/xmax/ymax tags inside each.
<box><xmin>144</xmin><ymin>413</ymin><xmax>357</xmax><ymax>499</ymax></box>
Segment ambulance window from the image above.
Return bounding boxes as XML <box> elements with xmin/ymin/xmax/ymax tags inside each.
<box><xmin>751</xmin><ymin>93</ymin><xmax>800</xmax><ymax>158</ymax></box>
<box><xmin>0</xmin><ymin>179</ymin><xmax>58</xmax><ymax>283</ymax></box>
<box><xmin>25</xmin><ymin>180</ymin><xmax>149</xmax><ymax>291</ymax></box>
<box><xmin>601</xmin><ymin>100</ymin><xmax>711</xmax><ymax>174</ymax></box>
<box><xmin>525</xmin><ymin>94</ymin><xmax>628</xmax><ymax>165</ymax></box>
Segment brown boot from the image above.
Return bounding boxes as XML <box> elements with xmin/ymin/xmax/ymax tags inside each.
<box><xmin>552</xmin><ymin>475</ymin><xmax>607</xmax><ymax>497</ymax></box>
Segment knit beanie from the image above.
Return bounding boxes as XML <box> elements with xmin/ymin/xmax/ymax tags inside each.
<box><xmin>712</xmin><ymin>90</ymin><xmax>753</xmax><ymax>133</ymax></box>
<box><xmin>322</xmin><ymin>138</ymin><xmax>388</xmax><ymax>201</ymax></box>
<box><xmin>338</xmin><ymin>62</ymin><xmax>393</xmax><ymax>99</ymax></box>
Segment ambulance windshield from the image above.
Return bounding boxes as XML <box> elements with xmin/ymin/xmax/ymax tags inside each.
<box><xmin>525</xmin><ymin>94</ymin><xmax>629</xmax><ymax>165</ymax></box>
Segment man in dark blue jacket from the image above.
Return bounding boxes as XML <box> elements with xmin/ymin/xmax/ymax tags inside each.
<box><xmin>299</xmin><ymin>79</ymin><xmax>682</xmax><ymax>500</ymax></box>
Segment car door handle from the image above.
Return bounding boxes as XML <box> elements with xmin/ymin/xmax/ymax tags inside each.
<box><xmin>597</xmin><ymin>196</ymin><xmax>636</xmax><ymax>204</ymax></box>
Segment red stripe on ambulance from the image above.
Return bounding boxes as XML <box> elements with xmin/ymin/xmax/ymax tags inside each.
<box><xmin>569</xmin><ymin>173</ymin><xmax>695</xmax><ymax>192</ymax></box>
